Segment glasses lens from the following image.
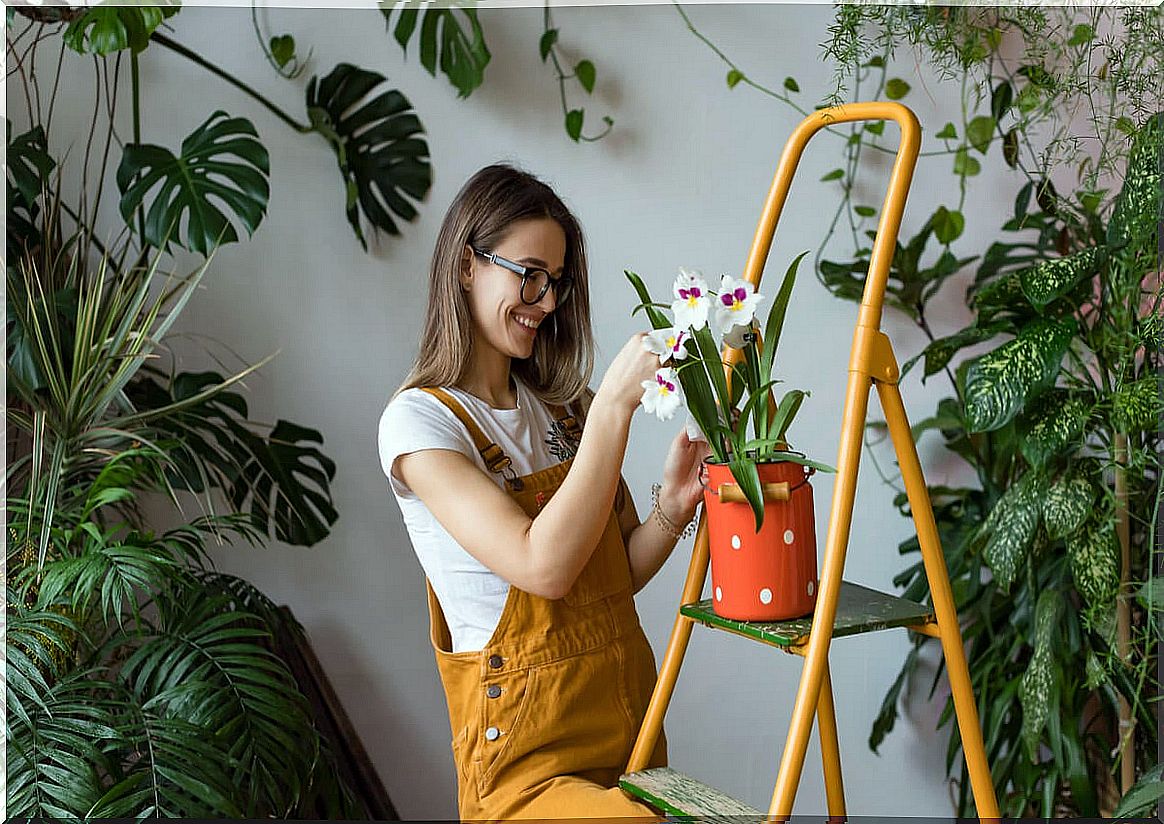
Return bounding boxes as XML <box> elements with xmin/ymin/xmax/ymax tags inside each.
<box><xmin>521</xmin><ymin>269</ymin><xmax>549</xmax><ymax>304</ymax></box>
<box><xmin>554</xmin><ymin>277</ymin><xmax>573</xmax><ymax>305</ymax></box>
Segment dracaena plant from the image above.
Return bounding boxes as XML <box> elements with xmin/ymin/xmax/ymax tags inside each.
<box><xmin>4</xmin><ymin>177</ymin><xmax>355</xmax><ymax>816</ymax></box>
<box><xmin>625</xmin><ymin>253</ymin><xmax>834</xmax><ymax>531</ymax></box>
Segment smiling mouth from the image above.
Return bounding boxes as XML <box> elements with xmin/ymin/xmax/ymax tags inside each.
<box><xmin>513</xmin><ymin>315</ymin><xmax>541</xmax><ymax>336</ymax></box>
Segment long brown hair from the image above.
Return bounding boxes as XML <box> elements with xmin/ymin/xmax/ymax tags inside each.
<box><xmin>397</xmin><ymin>163</ymin><xmax>594</xmax><ymax>406</ymax></box>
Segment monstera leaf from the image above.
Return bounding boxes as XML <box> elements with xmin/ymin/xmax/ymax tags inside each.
<box><xmin>381</xmin><ymin>2</ymin><xmax>491</xmax><ymax>98</ymax></box>
<box><xmin>127</xmin><ymin>371</ymin><xmax>338</xmax><ymax>547</ymax></box>
<box><xmin>116</xmin><ymin>111</ymin><xmax>270</xmax><ymax>255</ymax></box>
<box><xmin>63</xmin><ymin>4</ymin><xmax>180</xmax><ymax>55</ymax></box>
<box><xmin>6</xmin><ymin>123</ymin><xmax>54</xmax><ymax>257</ymax></box>
<box><xmin>306</xmin><ymin>63</ymin><xmax>431</xmax><ymax>250</ymax></box>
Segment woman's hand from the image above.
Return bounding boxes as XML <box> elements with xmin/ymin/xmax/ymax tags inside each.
<box><xmin>658</xmin><ymin>426</ymin><xmax>711</xmax><ymax>525</ymax></box>
<box><xmin>594</xmin><ymin>333</ymin><xmax>662</xmax><ymax>416</ymax></box>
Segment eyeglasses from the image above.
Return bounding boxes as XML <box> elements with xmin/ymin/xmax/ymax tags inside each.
<box><xmin>470</xmin><ymin>246</ymin><xmax>574</xmax><ymax>306</ymax></box>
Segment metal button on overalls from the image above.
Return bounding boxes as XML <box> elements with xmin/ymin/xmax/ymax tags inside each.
<box><xmin>418</xmin><ymin>387</ymin><xmax>668</xmax><ymax>821</ymax></box>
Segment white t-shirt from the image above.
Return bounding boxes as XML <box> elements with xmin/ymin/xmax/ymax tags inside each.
<box><xmin>377</xmin><ymin>380</ymin><xmax>581</xmax><ymax>652</ymax></box>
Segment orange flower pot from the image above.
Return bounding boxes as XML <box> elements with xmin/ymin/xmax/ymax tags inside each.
<box><xmin>703</xmin><ymin>460</ymin><xmax>818</xmax><ymax>621</ymax></box>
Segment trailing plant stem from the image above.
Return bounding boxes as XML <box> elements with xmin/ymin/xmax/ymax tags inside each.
<box><xmin>149</xmin><ymin>32</ymin><xmax>311</xmax><ymax>133</ymax></box>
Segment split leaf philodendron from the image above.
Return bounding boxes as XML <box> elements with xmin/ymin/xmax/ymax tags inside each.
<box><xmin>626</xmin><ymin>252</ymin><xmax>834</xmax><ymax>531</ymax></box>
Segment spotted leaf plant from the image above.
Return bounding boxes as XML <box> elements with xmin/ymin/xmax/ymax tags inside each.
<box><xmin>626</xmin><ymin>252</ymin><xmax>834</xmax><ymax>530</ymax></box>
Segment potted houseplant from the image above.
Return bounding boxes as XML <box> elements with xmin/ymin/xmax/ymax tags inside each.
<box><xmin>626</xmin><ymin>255</ymin><xmax>833</xmax><ymax>621</ymax></box>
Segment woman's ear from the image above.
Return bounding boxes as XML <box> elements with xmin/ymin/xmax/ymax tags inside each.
<box><xmin>460</xmin><ymin>245</ymin><xmax>474</xmax><ymax>290</ymax></box>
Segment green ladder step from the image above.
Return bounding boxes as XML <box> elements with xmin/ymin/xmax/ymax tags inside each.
<box><xmin>680</xmin><ymin>580</ymin><xmax>935</xmax><ymax>648</ymax></box>
<box><xmin>619</xmin><ymin>766</ymin><xmax>763</xmax><ymax>821</ymax></box>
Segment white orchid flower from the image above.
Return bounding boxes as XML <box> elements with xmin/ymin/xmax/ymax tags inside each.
<box><xmin>722</xmin><ymin>322</ymin><xmax>756</xmax><ymax>349</ymax></box>
<box><xmin>643</xmin><ymin>327</ymin><xmax>690</xmax><ymax>363</ymax></box>
<box><xmin>713</xmin><ymin>275</ymin><xmax>763</xmax><ymax>335</ymax></box>
<box><xmin>670</xmin><ymin>268</ymin><xmax>710</xmax><ymax>331</ymax></box>
<box><xmin>640</xmin><ymin>367</ymin><xmax>684</xmax><ymax>421</ymax></box>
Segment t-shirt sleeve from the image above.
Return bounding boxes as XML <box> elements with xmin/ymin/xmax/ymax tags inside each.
<box><xmin>378</xmin><ymin>389</ymin><xmax>477</xmax><ymax>498</ymax></box>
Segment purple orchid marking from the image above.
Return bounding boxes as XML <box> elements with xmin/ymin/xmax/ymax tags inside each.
<box><xmin>678</xmin><ymin>287</ymin><xmax>703</xmax><ymax>300</ymax></box>
<box><xmin>656</xmin><ymin>374</ymin><xmax>676</xmax><ymax>392</ymax></box>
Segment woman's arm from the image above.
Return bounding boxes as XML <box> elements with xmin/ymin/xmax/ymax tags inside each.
<box><xmin>617</xmin><ymin>428</ymin><xmax>707</xmax><ymax>593</ymax></box>
<box><xmin>395</xmin><ymin>334</ymin><xmax>658</xmax><ymax>599</ymax></box>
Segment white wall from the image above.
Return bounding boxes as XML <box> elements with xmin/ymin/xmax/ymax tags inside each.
<box><xmin>12</xmin><ymin>4</ymin><xmax>1026</xmax><ymax>818</ymax></box>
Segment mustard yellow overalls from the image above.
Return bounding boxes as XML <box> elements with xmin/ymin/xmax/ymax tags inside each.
<box><xmin>419</xmin><ymin>387</ymin><xmax>668</xmax><ymax>822</ymax></box>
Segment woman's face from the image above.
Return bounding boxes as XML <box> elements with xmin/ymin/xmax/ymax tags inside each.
<box><xmin>463</xmin><ymin>216</ymin><xmax>567</xmax><ymax>361</ymax></box>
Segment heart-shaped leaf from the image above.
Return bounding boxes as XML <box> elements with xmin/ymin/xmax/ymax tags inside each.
<box><xmin>381</xmin><ymin>3</ymin><xmax>491</xmax><ymax>98</ymax></box>
<box><xmin>306</xmin><ymin>63</ymin><xmax>432</xmax><ymax>250</ymax></box>
<box><xmin>63</xmin><ymin>4</ymin><xmax>180</xmax><ymax>55</ymax></box>
<box><xmin>116</xmin><ymin>111</ymin><xmax>270</xmax><ymax>256</ymax></box>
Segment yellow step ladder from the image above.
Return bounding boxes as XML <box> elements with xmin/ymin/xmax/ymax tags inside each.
<box><xmin>619</xmin><ymin>102</ymin><xmax>1001</xmax><ymax>821</ymax></box>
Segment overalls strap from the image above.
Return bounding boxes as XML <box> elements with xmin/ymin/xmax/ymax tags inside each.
<box><xmin>420</xmin><ymin>387</ymin><xmax>514</xmax><ymax>476</ymax></box>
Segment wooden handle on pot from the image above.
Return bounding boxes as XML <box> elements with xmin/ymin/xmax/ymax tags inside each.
<box><xmin>716</xmin><ymin>481</ymin><xmax>790</xmax><ymax>503</ymax></box>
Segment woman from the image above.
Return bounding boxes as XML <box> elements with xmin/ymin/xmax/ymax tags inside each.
<box><xmin>378</xmin><ymin>163</ymin><xmax>706</xmax><ymax>820</ymax></box>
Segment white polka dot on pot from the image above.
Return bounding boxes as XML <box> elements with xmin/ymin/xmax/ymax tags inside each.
<box><xmin>783</xmin><ymin>529</ymin><xmax>795</xmax><ymax>545</ymax></box>
<box><xmin>730</xmin><ymin>535</ymin><xmax>741</xmax><ymax>550</ymax></box>
<box><xmin>807</xmin><ymin>580</ymin><xmax>815</xmax><ymax>597</ymax></box>
<box><xmin>715</xmin><ymin>586</ymin><xmax>722</xmax><ymax>602</ymax></box>
<box><xmin>759</xmin><ymin>588</ymin><xmax>773</xmax><ymax>604</ymax></box>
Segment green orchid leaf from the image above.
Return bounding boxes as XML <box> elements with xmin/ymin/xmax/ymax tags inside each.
<box><xmin>306</xmin><ymin>64</ymin><xmax>432</xmax><ymax>250</ymax></box>
<box><xmin>1112</xmin><ymin>375</ymin><xmax>1163</xmax><ymax>431</ymax></box>
<box><xmin>964</xmin><ymin>318</ymin><xmax>1074</xmax><ymax>433</ymax></box>
<box><xmin>381</xmin><ymin>3</ymin><xmax>491</xmax><ymax>98</ymax></box>
<box><xmin>1066</xmin><ymin>515</ymin><xmax>1120</xmax><ymax>608</ymax></box>
<box><xmin>1041</xmin><ymin>471</ymin><xmax>1095</xmax><ymax>541</ymax></box>
<box><xmin>1017</xmin><ymin>389</ymin><xmax>1089</xmax><ymax>466</ymax></box>
<box><xmin>1019</xmin><ymin>246</ymin><xmax>1106</xmax><ymax>310</ymax></box>
<box><xmin>728</xmin><ymin>457</ymin><xmax>765</xmax><ymax>533</ymax></box>
<box><xmin>769</xmin><ymin>389</ymin><xmax>806</xmax><ymax>442</ymax></box>
<box><xmin>116</xmin><ymin>111</ymin><xmax>270</xmax><ymax>256</ymax></box>
<box><xmin>623</xmin><ymin>270</ymin><xmax>669</xmax><ymax>329</ymax></box>
<box><xmin>764</xmin><ymin>451</ymin><xmax>835</xmax><ymax>473</ymax></box>
<box><xmin>63</xmin><ymin>4</ymin><xmax>179</xmax><ymax>55</ymax></box>
<box><xmin>981</xmin><ymin>472</ymin><xmax>1044</xmax><ymax>592</ymax></box>
<box><xmin>760</xmin><ymin>250</ymin><xmax>809</xmax><ymax>386</ymax></box>
<box><xmin>900</xmin><ymin>321</ymin><xmax>1008</xmax><ymax>382</ymax></box>
<box><xmin>1107</xmin><ymin>112</ymin><xmax>1162</xmax><ymax>252</ymax></box>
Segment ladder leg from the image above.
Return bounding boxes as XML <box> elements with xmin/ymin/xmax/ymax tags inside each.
<box><xmin>817</xmin><ymin>662</ymin><xmax>846</xmax><ymax>820</ymax></box>
<box><xmin>626</xmin><ymin>518</ymin><xmax>711</xmax><ymax>772</ymax></box>
<box><xmin>876</xmin><ymin>380</ymin><xmax>1000</xmax><ymax>820</ymax></box>
<box><xmin>769</xmin><ymin>368</ymin><xmax>872</xmax><ymax>818</ymax></box>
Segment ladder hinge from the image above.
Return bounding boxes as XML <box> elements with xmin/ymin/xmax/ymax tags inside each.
<box><xmin>849</xmin><ymin>327</ymin><xmax>899</xmax><ymax>384</ymax></box>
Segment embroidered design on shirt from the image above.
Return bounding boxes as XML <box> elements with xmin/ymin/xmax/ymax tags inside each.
<box><xmin>545</xmin><ymin>418</ymin><xmax>581</xmax><ymax>462</ymax></box>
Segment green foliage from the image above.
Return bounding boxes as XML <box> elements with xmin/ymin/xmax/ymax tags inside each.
<box><xmin>380</xmin><ymin>2</ymin><xmax>491</xmax><ymax>99</ymax></box>
<box><xmin>116</xmin><ymin>111</ymin><xmax>270</xmax><ymax>256</ymax></box>
<box><xmin>5</xmin><ymin>163</ymin><xmax>350</xmax><ymax>816</ymax></box>
<box><xmin>306</xmin><ymin>63</ymin><xmax>432</xmax><ymax>250</ymax></box>
<box><xmin>63</xmin><ymin>4</ymin><xmax>180</xmax><ymax>56</ymax></box>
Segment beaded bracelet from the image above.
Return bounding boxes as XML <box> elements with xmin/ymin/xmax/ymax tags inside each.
<box><xmin>650</xmin><ymin>483</ymin><xmax>699</xmax><ymax>540</ymax></box>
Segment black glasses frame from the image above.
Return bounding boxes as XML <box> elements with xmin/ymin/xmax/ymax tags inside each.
<box><xmin>470</xmin><ymin>246</ymin><xmax>573</xmax><ymax>306</ymax></box>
